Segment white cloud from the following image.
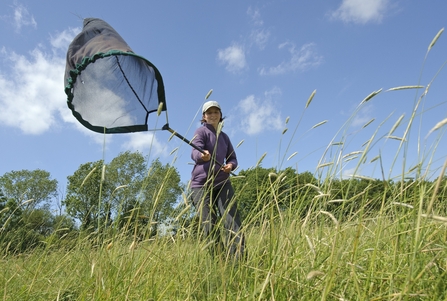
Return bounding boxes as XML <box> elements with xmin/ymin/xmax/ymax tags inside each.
<box><xmin>247</xmin><ymin>7</ymin><xmax>264</xmax><ymax>27</ymax></box>
<box><xmin>217</xmin><ymin>44</ymin><xmax>247</xmax><ymax>73</ymax></box>
<box><xmin>0</xmin><ymin>28</ymin><xmax>79</xmax><ymax>135</ymax></box>
<box><xmin>247</xmin><ymin>7</ymin><xmax>270</xmax><ymax>50</ymax></box>
<box><xmin>250</xmin><ymin>29</ymin><xmax>270</xmax><ymax>50</ymax></box>
<box><xmin>237</xmin><ymin>88</ymin><xmax>283</xmax><ymax>135</ymax></box>
<box><xmin>331</xmin><ymin>0</ymin><xmax>389</xmax><ymax>24</ymax></box>
<box><xmin>12</xmin><ymin>2</ymin><xmax>37</xmax><ymax>32</ymax></box>
<box><xmin>0</xmin><ymin>49</ymin><xmax>65</xmax><ymax>134</ymax></box>
<box><xmin>121</xmin><ymin>132</ymin><xmax>167</xmax><ymax>157</ymax></box>
<box><xmin>259</xmin><ymin>42</ymin><xmax>322</xmax><ymax>75</ymax></box>
<box><xmin>50</xmin><ymin>28</ymin><xmax>80</xmax><ymax>50</ymax></box>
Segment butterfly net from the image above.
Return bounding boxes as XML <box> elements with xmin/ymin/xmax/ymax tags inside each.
<box><xmin>64</xmin><ymin>18</ymin><xmax>166</xmax><ymax>134</ymax></box>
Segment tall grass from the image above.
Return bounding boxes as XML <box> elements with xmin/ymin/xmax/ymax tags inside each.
<box><xmin>2</xmin><ymin>28</ymin><xmax>447</xmax><ymax>300</ymax></box>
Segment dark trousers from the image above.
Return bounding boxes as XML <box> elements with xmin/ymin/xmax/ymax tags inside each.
<box><xmin>190</xmin><ymin>181</ymin><xmax>245</xmax><ymax>258</ymax></box>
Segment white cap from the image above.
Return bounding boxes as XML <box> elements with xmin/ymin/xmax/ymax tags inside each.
<box><xmin>202</xmin><ymin>101</ymin><xmax>221</xmax><ymax>113</ymax></box>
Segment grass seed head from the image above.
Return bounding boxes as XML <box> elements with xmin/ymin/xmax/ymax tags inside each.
<box><xmin>168</xmin><ymin>132</ymin><xmax>176</xmax><ymax>141</ymax></box>
<box><xmin>389</xmin><ymin>114</ymin><xmax>405</xmax><ymax>136</ymax></box>
<box><xmin>320</xmin><ymin>210</ymin><xmax>338</xmax><ymax>226</ymax></box>
<box><xmin>101</xmin><ymin>165</ymin><xmax>106</xmax><ymax>182</ymax></box>
<box><xmin>256</xmin><ymin>153</ymin><xmax>267</xmax><ymax>167</ymax></box>
<box><xmin>236</xmin><ymin>140</ymin><xmax>244</xmax><ymax>148</ymax></box>
<box><xmin>317</xmin><ymin>162</ymin><xmax>333</xmax><ymax>169</ymax></box>
<box><xmin>428</xmin><ymin>28</ymin><xmax>444</xmax><ymax>52</ymax></box>
<box><xmin>216</xmin><ymin>121</ymin><xmax>224</xmax><ymax>135</ymax></box>
<box><xmin>362</xmin><ymin>118</ymin><xmax>375</xmax><ymax>128</ymax></box>
<box><xmin>205</xmin><ymin>89</ymin><xmax>213</xmax><ymax>100</ymax></box>
<box><xmin>386</xmin><ymin>85</ymin><xmax>424</xmax><ymax>92</ymax></box>
<box><xmin>287</xmin><ymin>152</ymin><xmax>298</xmax><ymax>161</ymax></box>
<box><xmin>106</xmin><ymin>242</ymin><xmax>113</xmax><ymax>250</ymax></box>
<box><xmin>81</xmin><ymin>166</ymin><xmax>97</xmax><ymax>188</ymax></box>
<box><xmin>307</xmin><ymin>270</ymin><xmax>325</xmax><ymax>280</ymax></box>
<box><xmin>305</xmin><ymin>89</ymin><xmax>316</xmax><ymax>108</ymax></box>
<box><xmin>311</xmin><ymin>120</ymin><xmax>328</xmax><ymax>129</ymax></box>
<box><xmin>370</xmin><ymin>155</ymin><xmax>380</xmax><ymax>163</ymax></box>
<box><xmin>268</xmin><ymin>172</ymin><xmax>277</xmax><ymax>181</ymax></box>
<box><xmin>157</xmin><ymin>102</ymin><xmax>164</xmax><ymax>116</ymax></box>
<box><xmin>427</xmin><ymin>118</ymin><xmax>447</xmax><ymax>137</ymax></box>
<box><xmin>386</xmin><ymin>135</ymin><xmax>405</xmax><ymax>141</ymax></box>
<box><xmin>360</xmin><ymin>88</ymin><xmax>382</xmax><ymax>105</ymax></box>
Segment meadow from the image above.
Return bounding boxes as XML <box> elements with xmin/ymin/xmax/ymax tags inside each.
<box><xmin>2</xmin><ymin>29</ymin><xmax>447</xmax><ymax>301</ymax></box>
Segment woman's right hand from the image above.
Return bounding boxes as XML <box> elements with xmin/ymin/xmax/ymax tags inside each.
<box><xmin>201</xmin><ymin>150</ymin><xmax>211</xmax><ymax>162</ymax></box>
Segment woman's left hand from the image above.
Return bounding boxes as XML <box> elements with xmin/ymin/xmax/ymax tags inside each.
<box><xmin>221</xmin><ymin>163</ymin><xmax>233</xmax><ymax>173</ymax></box>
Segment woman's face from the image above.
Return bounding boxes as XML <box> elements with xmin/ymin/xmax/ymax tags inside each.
<box><xmin>203</xmin><ymin>107</ymin><xmax>221</xmax><ymax>128</ymax></box>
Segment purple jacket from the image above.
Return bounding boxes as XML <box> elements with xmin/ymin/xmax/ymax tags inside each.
<box><xmin>190</xmin><ymin>123</ymin><xmax>238</xmax><ymax>188</ymax></box>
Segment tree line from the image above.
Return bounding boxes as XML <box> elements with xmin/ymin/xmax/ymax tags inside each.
<box><xmin>0</xmin><ymin>151</ymin><xmax>182</xmax><ymax>253</ymax></box>
<box><xmin>1</xmin><ymin>150</ymin><xmax>446</xmax><ymax>254</ymax></box>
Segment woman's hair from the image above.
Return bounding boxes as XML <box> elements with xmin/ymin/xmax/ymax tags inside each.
<box><xmin>201</xmin><ymin>109</ymin><xmax>225</xmax><ymax>124</ymax></box>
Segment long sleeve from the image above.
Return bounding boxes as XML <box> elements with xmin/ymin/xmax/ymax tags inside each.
<box><xmin>190</xmin><ymin>124</ymin><xmax>237</xmax><ymax>188</ymax></box>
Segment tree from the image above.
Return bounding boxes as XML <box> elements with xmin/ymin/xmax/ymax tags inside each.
<box><xmin>232</xmin><ymin>166</ymin><xmax>277</xmax><ymax>220</ymax></box>
<box><xmin>0</xmin><ymin>169</ymin><xmax>58</xmax><ymax>209</ymax></box>
<box><xmin>232</xmin><ymin>167</ymin><xmax>320</xmax><ymax>221</ymax></box>
<box><xmin>106</xmin><ymin>151</ymin><xmax>147</xmax><ymax>231</ymax></box>
<box><xmin>64</xmin><ymin>152</ymin><xmax>183</xmax><ymax>237</ymax></box>
<box><xmin>138</xmin><ymin>158</ymin><xmax>183</xmax><ymax>235</ymax></box>
<box><xmin>0</xmin><ymin>170</ymin><xmax>59</xmax><ymax>253</ymax></box>
<box><xmin>64</xmin><ymin>160</ymin><xmax>110</xmax><ymax>231</ymax></box>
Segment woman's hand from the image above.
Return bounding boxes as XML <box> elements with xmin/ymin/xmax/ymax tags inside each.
<box><xmin>201</xmin><ymin>150</ymin><xmax>211</xmax><ymax>162</ymax></box>
<box><xmin>221</xmin><ymin>163</ymin><xmax>233</xmax><ymax>173</ymax></box>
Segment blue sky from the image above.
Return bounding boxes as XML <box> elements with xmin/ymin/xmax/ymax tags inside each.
<box><xmin>1</xmin><ymin>0</ymin><xmax>447</xmax><ymax>196</ymax></box>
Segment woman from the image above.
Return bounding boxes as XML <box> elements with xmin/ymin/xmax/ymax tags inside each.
<box><xmin>190</xmin><ymin>100</ymin><xmax>245</xmax><ymax>259</ymax></box>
